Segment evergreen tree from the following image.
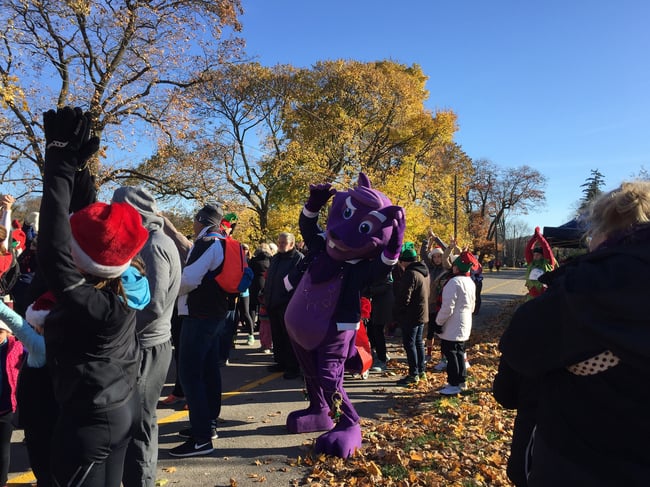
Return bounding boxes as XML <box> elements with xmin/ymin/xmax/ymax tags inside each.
<box><xmin>579</xmin><ymin>169</ymin><xmax>605</xmax><ymax>212</ymax></box>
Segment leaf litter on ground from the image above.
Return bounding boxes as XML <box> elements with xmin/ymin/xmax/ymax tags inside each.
<box><xmin>300</xmin><ymin>298</ymin><xmax>523</xmax><ymax>486</ymax></box>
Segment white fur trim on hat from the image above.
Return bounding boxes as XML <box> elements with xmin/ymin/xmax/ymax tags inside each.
<box><xmin>428</xmin><ymin>248</ymin><xmax>444</xmax><ymax>258</ymax></box>
<box><xmin>26</xmin><ymin>305</ymin><xmax>51</xmax><ymax>328</ymax></box>
<box><xmin>70</xmin><ymin>235</ymin><xmax>132</xmax><ymax>279</ymax></box>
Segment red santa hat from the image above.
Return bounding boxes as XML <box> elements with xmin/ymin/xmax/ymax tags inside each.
<box><xmin>11</xmin><ymin>228</ymin><xmax>26</xmax><ymax>252</ymax></box>
<box><xmin>26</xmin><ymin>291</ymin><xmax>57</xmax><ymax>328</ymax></box>
<box><xmin>70</xmin><ymin>202</ymin><xmax>149</xmax><ymax>279</ymax></box>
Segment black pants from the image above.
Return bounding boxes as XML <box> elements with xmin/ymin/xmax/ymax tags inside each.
<box><xmin>170</xmin><ymin>310</ymin><xmax>184</xmax><ymax>397</ymax></box>
<box><xmin>0</xmin><ymin>411</ymin><xmax>14</xmax><ymax>486</ymax></box>
<box><xmin>268</xmin><ymin>304</ymin><xmax>298</xmax><ymax>372</ymax></box>
<box><xmin>365</xmin><ymin>319</ymin><xmax>387</xmax><ymax>362</ymax></box>
<box><xmin>17</xmin><ymin>365</ymin><xmax>59</xmax><ymax>487</ymax></box>
<box><xmin>440</xmin><ymin>339</ymin><xmax>467</xmax><ymax>386</ymax></box>
<box><xmin>50</xmin><ymin>392</ymin><xmax>139</xmax><ymax>487</ymax></box>
<box><xmin>474</xmin><ymin>280</ymin><xmax>483</xmax><ymax>314</ymax></box>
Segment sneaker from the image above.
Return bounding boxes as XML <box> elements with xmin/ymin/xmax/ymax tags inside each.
<box><xmin>160</xmin><ymin>394</ymin><xmax>185</xmax><ymax>405</ymax></box>
<box><xmin>267</xmin><ymin>364</ymin><xmax>285</xmax><ymax>373</ymax></box>
<box><xmin>168</xmin><ymin>438</ymin><xmax>214</xmax><ymax>457</ymax></box>
<box><xmin>262</xmin><ymin>348</ymin><xmax>272</xmax><ymax>354</ymax></box>
<box><xmin>247</xmin><ymin>334</ymin><xmax>255</xmax><ymax>346</ymax></box>
<box><xmin>433</xmin><ymin>360</ymin><xmax>447</xmax><ymax>372</ymax></box>
<box><xmin>438</xmin><ymin>383</ymin><xmax>462</xmax><ymax>395</ymax></box>
<box><xmin>178</xmin><ymin>422</ymin><xmax>218</xmax><ymax>440</ymax></box>
<box><xmin>283</xmin><ymin>369</ymin><xmax>301</xmax><ymax>380</ymax></box>
<box><xmin>459</xmin><ymin>382</ymin><xmax>468</xmax><ymax>391</ymax></box>
<box><xmin>370</xmin><ymin>360</ymin><xmax>387</xmax><ymax>372</ymax></box>
<box><xmin>396</xmin><ymin>375</ymin><xmax>419</xmax><ymax>386</ymax></box>
<box><xmin>418</xmin><ymin>372</ymin><xmax>428</xmax><ymax>382</ymax></box>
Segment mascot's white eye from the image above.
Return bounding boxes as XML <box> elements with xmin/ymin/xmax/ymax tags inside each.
<box><xmin>343</xmin><ymin>197</ymin><xmax>356</xmax><ymax>220</ymax></box>
<box><xmin>358</xmin><ymin>220</ymin><xmax>374</xmax><ymax>234</ymax></box>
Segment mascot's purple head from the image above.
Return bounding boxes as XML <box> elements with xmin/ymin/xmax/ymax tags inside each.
<box><xmin>325</xmin><ymin>173</ymin><xmax>395</xmax><ymax>261</ymax></box>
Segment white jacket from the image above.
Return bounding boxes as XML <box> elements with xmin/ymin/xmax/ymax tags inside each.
<box><xmin>435</xmin><ymin>275</ymin><xmax>476</xmax><ymax>342</ymax></box>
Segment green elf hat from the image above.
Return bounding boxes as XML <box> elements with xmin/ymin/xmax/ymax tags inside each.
<box><xmin>399</xmin><ymin>241</ymin><xmax>418</xmax><ymax>262</ymax></box>
<box><xmin>220</xmin><ymin>212</ymin><xmax>238</xmax><ymax>231</ymax></box>
<box><xmin>453</xmin><ymin>251</ymin><xmax>479</xmax><ymax>274</ymax></box>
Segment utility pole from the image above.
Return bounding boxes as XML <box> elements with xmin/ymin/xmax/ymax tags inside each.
<box><xmin>453</xmin><ymin>174</ymin><xmax>458</xmax><ymax>241</ymax></box>
<box><xmin>495</xmin><ymin>218</ymin><xmax>499</xmax><ymax>263</ymax></box>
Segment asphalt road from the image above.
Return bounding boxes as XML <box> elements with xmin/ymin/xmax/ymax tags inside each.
<box><xmin>7</xmin><ymin>267</ymin><xmax>527</xmax><ymax>487</ymax></box>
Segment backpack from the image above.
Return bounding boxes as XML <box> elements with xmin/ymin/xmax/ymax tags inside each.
<box><xmin>212</xmin><ymin>235</ymin><xmax>254</xmax><ymax>294</ymax></box>
<box><xmin>0</xmin><ymin>251</ymin><xmax>20</xmax><ymax>296</ymax></box>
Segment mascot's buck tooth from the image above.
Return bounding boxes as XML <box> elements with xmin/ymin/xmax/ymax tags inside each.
<box><xmin>284</xmin><ymin>173</ymin><xmax>405</xmax><ymax>458</ymax></box>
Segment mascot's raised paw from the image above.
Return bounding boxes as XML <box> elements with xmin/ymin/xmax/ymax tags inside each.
<box><xmin>313</xmin><ymin>421</ymin><xmax>362</xmax><ymax>459</ymax></box>
<box><xmin>305</xmin><ymin>183</ymin><xmax>336</xmax><ymax>213</ymax></box>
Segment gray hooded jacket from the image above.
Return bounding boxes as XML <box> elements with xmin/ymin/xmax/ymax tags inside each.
<box><xmin>112</xmin><ymin>187</ymin><xmax>182</xmax><ymax>348</ymax></box>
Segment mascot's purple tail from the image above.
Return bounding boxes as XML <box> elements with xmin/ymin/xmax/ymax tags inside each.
<box><xmin>284</xmin><ymin>173</ymin><xmax>405</xmax><ymax>458</ymax></box>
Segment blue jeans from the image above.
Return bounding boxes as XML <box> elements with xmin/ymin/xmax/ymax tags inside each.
<box><xmin>218</xmin><ymin>309</ymin><xmax>237</xmax><ymax>363</ymax></box>
<box><xmin>401</xmin><ymin>323</ymin><xmax>425</xmax><ymax>376</ymax></box>
<box><xmin>179</xmin><ymin>317</ymin><xmax>224</xmax><ymax>443</ymax></box>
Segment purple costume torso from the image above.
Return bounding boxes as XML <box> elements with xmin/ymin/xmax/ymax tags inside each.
<box><xmin>285</xmin><ymin>270</ymin><xmax>344</xmax><ymax>351</ymax></box>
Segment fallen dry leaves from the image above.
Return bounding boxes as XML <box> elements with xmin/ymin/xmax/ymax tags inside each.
<box><xmin>299</xmin><ymin>299</ymin><xmax>522</xmax><ymax>486</ymax></box>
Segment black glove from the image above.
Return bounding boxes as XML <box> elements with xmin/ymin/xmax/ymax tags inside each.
<box><xmin>43</xmin><ymin>106</ymin><xmax>100</xmax><ymax>170</ymax></box>
<box><xmin>43</xmin><ymin>106</ymin><xmax>90</xmax><ymax>152</ymax></box>
<box><xmin>78</xmin><ymin>135</ymin><xmax>100</xmax><ymax>169</ymax></box>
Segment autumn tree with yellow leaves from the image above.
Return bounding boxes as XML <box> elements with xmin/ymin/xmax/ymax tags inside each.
<box><xmin>150</xmin><ymin>59</ymin><xmax>474</xmax><ymax>243</ymax></box>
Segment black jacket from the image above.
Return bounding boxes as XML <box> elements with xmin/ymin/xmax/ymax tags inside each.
<box><xmin>248</xmin><ymin>251</ymin><xmax>271</xmax><ymax>303</ymax></box>
<box><xmin>39</xmin><ymin>152</ymin><xmax>138</xmax><ymax>413</ymax></box>
<box><xmin>499</xmin><ymin>227</ymin><xmax>650</xmax><ymax>484</ymax></box>
<box><xmin>264</xmin><ymin>248</ymin><xmax>303</xmax><ymax>310</ymax></box>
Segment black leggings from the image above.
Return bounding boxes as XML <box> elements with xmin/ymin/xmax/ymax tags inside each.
<box><xmin>17</xmin><ymin>365</ymin><xmax>59</xmax><ymax>487</ymax></box>
<box><xmin>237</xmin><ymin>295</ymin><xmax>254</xmax><ymax>336</ymax></box>
<box><xmin>50</xmin><ymin>392</ymin><xmax>139</xmax><ymax>487</ymax></box>
<box><xmin>0</xmin><ymin>412</ymin><xmax>14</xmax><ymax>486</ymax></box>
<box><xmin>170</xmin><ymin>309</ymin><xmax>184</xmax><ymax>397</ymax></box>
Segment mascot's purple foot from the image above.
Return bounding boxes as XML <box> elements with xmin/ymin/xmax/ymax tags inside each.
<box><xmin>313</xmin><ymin>422</ymin><xmax>362</xmax><ymax>458</ymax></box>
<box><xmin>287</xmin><ymin>408</ymin><xmax>334</xmax><ymax>434</ymax></box>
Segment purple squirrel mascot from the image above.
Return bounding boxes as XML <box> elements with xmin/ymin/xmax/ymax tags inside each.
<box><xmin>284</xmin><ymin>173</ymin><xmax>405</xmax><ymax>458</ymax></box>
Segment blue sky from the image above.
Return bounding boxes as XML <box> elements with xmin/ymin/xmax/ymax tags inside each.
<box><xmin>239</xmin><ymin>0</ymin><xmax>650</xmax><ymax>231</ymax></box>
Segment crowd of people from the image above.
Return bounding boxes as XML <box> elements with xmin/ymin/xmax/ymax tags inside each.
<box><xmin>0</xmin><ymin>105</ymin><xmax>647</xmax><ymax>484</ymax></box>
